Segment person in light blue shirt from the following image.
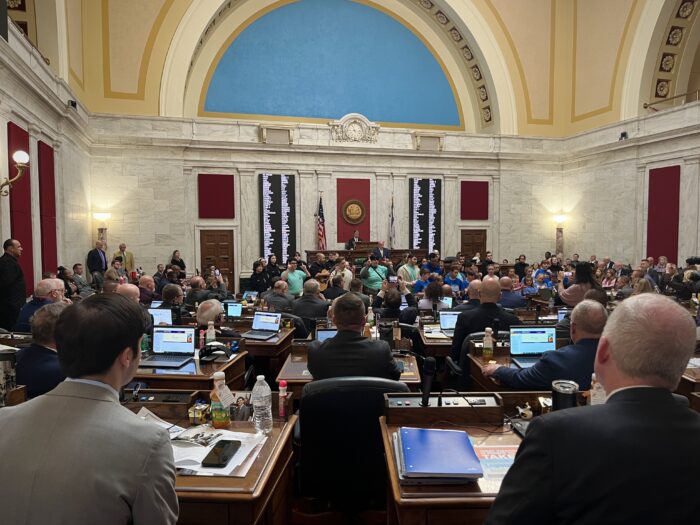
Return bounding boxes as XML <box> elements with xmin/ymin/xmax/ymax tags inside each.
<box><xmin>521</xmin><ymin>275</ymin><xmax>539</xmax><ymax>296</ymax></box>
<box><xmin>412</xmin><ymin>268</ymin><xmax>432</xmax><ymax>295</ymax></box>
<box><xmin>443</xmin><ymin>265</ymin><xmax>467</xmax><ymax>297</ymax></box>
<box><xmin>281</xmin><ymin>259</ymin><xmax>310</xmax><ymax>297</ymax></box>
<box><xmin>360</xmin><ymin>256</ymin><xmax>388</xmax><ymax>295</ymax></box>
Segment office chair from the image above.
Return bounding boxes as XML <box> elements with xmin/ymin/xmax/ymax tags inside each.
<box><xmin>298</xmin><ymin>377</ymin><xmax>409</xmax><ymax>513</ymax></box>
<box><xmin>280</xmin><ymin>312</ymin><xmax>309</xmax><ymax>339</ymax></box>
<box><xmin>445</xmin><ymin>331</ymin><xmax>509</xmax><ymax>390</ymax></box>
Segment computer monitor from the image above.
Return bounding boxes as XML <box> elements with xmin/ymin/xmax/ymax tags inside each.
<box><xmin>251</xmin><ymin>312</ymin><xmax>282</xmax><ymax>331</ymax></box>
<box><xmin>242</xmin><ymin>291</ymin><xmax>258</xmax><ymax>301</ymax></box>
<box><xmin>225</xmin><ymin>302</ymin><xmax>243</xmax><ymax>318</ymax></box>
<box><xmin>557</xmin><ymin>309</ymin><xmax>571</xmax><ymax>322</ymax></box>
<box><xmin>439</xmin><ymin>297</ymin><xmax>454</xmax><ymax>309</ymax></box>
<box><xmin>439</xmin><ymin>311</ymin><xmax>460</xmax><ymax>331</ymax></box>
<box><xmin>148</xmin><ymin>308</ymin><xmax>172</xmax><ymax>326</ymax></box>
<box><xmin>152</xmin><ymin>326</ymin><xmax>196</xmax><ymax>355</ymax></box>
<box><xmin>150</xmin><ymin>300</ymin><xmax>163</xmax><ymax>308</ymax></box>
<box><xmin>315</xmin><ymin>328</ymin><xmax>338</xmax><ymax>342</ymax></box>
<box><xmin>509</xmin><ymin>326</ymin><xmax>556</xmax><ymax>356</ymax></box>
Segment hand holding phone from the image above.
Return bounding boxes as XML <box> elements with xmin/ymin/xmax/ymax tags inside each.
<box><xmin>201</xmin><ymin>439</ymin><xmax>241</xmax><ymax>468</ymax></box>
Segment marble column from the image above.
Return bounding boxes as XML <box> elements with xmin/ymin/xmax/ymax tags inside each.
<box><xmin>491</xmin><ymin>172</ymin><xmax>501</xmax><ymax>260</ymax></box>
<box><xmin>298</xmin><ymin>170</ymin><xmax>316</xmax><ymax>253</ymax></box>
<box><xmin>0</xmin><ymin>109</ymin><xmax>10</xmax><ymax>241</ymax></box>
<box><xmin>52</xmin><ymin>140</ymin><xmax>64</xmax><ymax>266</ymax></box>
<box><xmin>681</xmin><ymin>157</ymin><xmax>700</xmax><ymax>263</ymax></box>
<box><xmin>28</xmin><ymin>126</ymin><xmax>42</xmax><ymax>283</ymax></box>
<box><xmin>391</xmin><ymin>173</ymin><xmax>408</xmax><ymax>249</ymax></box>
<box><xmin>374</xmin><ymin>171</ymin><xmax>392</xmax><ymax>243</ymax></box>
<box><xmin>238</xmin><ymin>168</ymin><xmax>258</xmax><ymax>273</ymax></box>
<box><xmin>635</xmin><ymin>165</ymin><xmax>647</xmax><ymax>262</ymax></box>
<box><xmin>443</xmin><ymin>174</ymin><xmax>459</xmax><ymax>256</ymax></box>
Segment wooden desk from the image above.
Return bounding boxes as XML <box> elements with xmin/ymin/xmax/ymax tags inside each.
<box><xmin>380</xmin><ymin>416</ymin><xmax>521</xmax><ymax>525</ymax></box>
<box><xmin>419</xmin><ymin>330</ymin><xmax>452</xmax><ymax>358</ymax></box>
<box><xmin>275</xmin><ymin>352</ymin><xmax>421</xmax><ymax>399</ymax></box>
<box><xmin>176</xmin><ymin>416</ymin><xmax>296</xmax><ymax>525</ymax></box>
<box><xmin>690</xmin><ymin>392</ymin><xmax>700</xmax><ymax>412</ymax></box>
<box><xmin>134</xmin><ymin>351</ymin><xmax>247</xmax><ymax>391</ymax></box>
<box><xmin>243</xmin><ymin>328</ymin><xmax>295</xmax><ymax>387</ymax></box>
<box><xmin>468</xmin><ymin>353</ymin><xmax>515</xmax><ymax>392</ymax></box>
<box><xmin>677</xmin><ymin>365</ymin><xmax>700</xmax><ymax>398</ymax></box>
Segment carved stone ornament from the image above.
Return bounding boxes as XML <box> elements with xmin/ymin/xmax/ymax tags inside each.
<box><xmin>450</xmin><ymin>28</ymin><xmax>463</xmax><ymax>42</ymax></box>
<box><xmin>435</xmin><ymin>11</ymin><xmax>449</xmax><ymax>24</ymax></box>
<box><xmin>668</xmin><ymin>27</ymin><xmax>683</xmax><ymax>45</ymax></box>
<box><xmin>656</xmin><ymin>80</ymin><xmax>670</xmax><ymax>98</ymax></box>
<box><xmin>660</xmin><ymin>54</ymin><xmax>675</xmax><ymax>72</ymax></box>
<box><xmin>462</xmin><ymin>45</ymin><xmax>473</xmax><ymax>61</ymax></box>
<box><xmin>419</xmin><ymin>0</ymin><xmax>434</xmax><ymax>10</ymax></box>
<box><xmin>678</xmin><ymin>1</ymin><xmax>694</xmax><ymax>19</ymax></box>
<box><xmin>482</xmin><ymin>106</ymin><xmax>492</xmax><ymax>122</ymax></box>
<box><xmin>329</xmin><ymin>113</ymin><xmax>380</xmax><ymax>143</ymax></box>
<box><xmin>7</xmin><ymin>0</ymin><xmax>23</xmax><ymax>8</ymax></box>
<box><xmin>478</xmin><ymin>86</ymin><xmax>488</xmax><ymax>101</ymax></box>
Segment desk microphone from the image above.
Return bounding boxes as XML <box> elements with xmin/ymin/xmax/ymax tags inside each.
<box><xmin>421</xmin><ymin>357</ymin><xmax>436</xmax><ymax>407</ymax></box>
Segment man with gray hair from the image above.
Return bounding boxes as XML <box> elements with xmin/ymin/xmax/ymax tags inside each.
<box><xmin>15</xmin><ymin>302</ymin><xmax>69</xmax><ymax>398</ymax></box>
<box><xmin>196</xmin><ymin>299</ymin><xmax>223</xmax><ymax>328</ymax></box>
<box><xmin>483</xmin><ymin>299</ymin><xmax>607</xmax><ymax>390</ymax></box>
<box><xmin>265</xmin><ymin>280</ymin><xmax>295</xmax><ymax>312</ymax></box>
<box><xmin>487</xmin><ymin>294</ymin><xmax>700</xmax><ymax>524</ymax></box>
<box><xmin>14</xmin><ymin>279</ymin><xmax>67</xmax><ymax>332</ymax></box>
<box><xmin>292</xmin><ymin>279</ymin><xmax>330</xmax><ymax>320</ymax></box>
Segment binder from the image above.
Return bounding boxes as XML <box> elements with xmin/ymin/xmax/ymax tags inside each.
<box><xmin>397</xmin><ymin>427</ymin><xmax>483</xmax><ymax>479</ymax></box>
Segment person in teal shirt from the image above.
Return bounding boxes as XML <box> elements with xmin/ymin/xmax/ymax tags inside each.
<box><xmin>281</xmin><ymin>259</ymin><xmax>310</xmax><ymax>297</ymax></box>
<box><xmin>360</xmin><ymin>256</ymin><xmax>388</xmax><ymax>295</ymax></box>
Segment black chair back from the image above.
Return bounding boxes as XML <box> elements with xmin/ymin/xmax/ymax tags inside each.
<box><xmin>299</xmin><ymin>377</ymin><xmax>409</xmax><ymax>508</ymax></box>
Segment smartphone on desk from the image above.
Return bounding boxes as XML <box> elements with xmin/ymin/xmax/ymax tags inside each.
<box><xmin>201</xmin><ymin>439</ymin><xmax>241</xmax><ymax>468</ymax></box>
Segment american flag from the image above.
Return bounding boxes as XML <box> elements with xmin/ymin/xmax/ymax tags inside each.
<box><xmin>388</xmin><ymin>195</ymin><xmax>396</xmax><ymax>249</ymax></box>
<box><xmin>317</xmin><ymin>194</ymin><xmax>327</xmax><ymax>250</ymax></box>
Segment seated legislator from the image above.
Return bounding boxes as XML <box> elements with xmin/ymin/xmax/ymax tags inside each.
<box><xmin>482</xmin><ymin>300</ymin><xmax>607</xmax><ymax>390</ymax></box>
<box><xmin>308</xmin><ymin>293</ymin><xmax>401</xmax><ymax>381</ymax></box>
<box><xmin>452</xmin><ymin>279</ymin><xmax>481</xmax><ymax>311</ymax></box>
<box><xmin>292</xmin><ymin>279</ymin><xmax>331</xmax><ymax>319</ymax></box>
<box><xmin>14</xmin><ymin>278</ymin><xmax>67</xmax><ymax>332</ymax></box>
<box><xmin>486</xmin><ymin>294</ymin><xmax>700</xmax><ymax>524</ymax></box>
<box><xmin>15</xmin><ymin>302</ymin><xmax>69</xmax><ymax>398</ymax></box>
<box><xmin>498</xmin><ymin>276</ymin><xmax>527</xmax><ymax>309</ymax></box>
<box><xmin>371</xmin><ymin>278</ymin><xmax>418</xmax><ymax>324</ymax></box>
<box><xmin>265</xmin><ymin>280</ymin><xmax>296</xmax><ymax>312</ymax></box>
<box><xmin>185</xmin><ymin>275</ymin><xmax>226</xmax><ymax>306</ymax></box>
<box><xmin>0</xmin><ymin>294</ymin><xmax>178</xmax><ymax>524</ymax></box>
<box><xmin>323</xmin><ymin>275</ymin><xmax>348</xmax><ymax>301</ymax></box>
<box><xmin>450</xmin><ymin>279</ymin><xmax>520</xmax><ymax>360</ymax></box>
<box><xmin>349</xmin><ymin>278</ymin><xmax>370</xmax><ymax>313</ymax></box>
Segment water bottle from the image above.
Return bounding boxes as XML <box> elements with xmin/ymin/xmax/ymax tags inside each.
<box><xmin>589</xmin><ymin>373</ymin><xmax>606</xmax><ymax>405</ymax></box>
<box><xmin>482</xmin><ymin>327</ymin><xmax>494</xmax><ymax>361</ymax></box>
<box><xmin>252</xmin><ymin>375</ymin><xmax>273</xmax><ymax>435</ymax></box>
<box><xmin>206</xmin><ymin>321</ymin><xmax>216</xmax><ymax>344</ymax></box>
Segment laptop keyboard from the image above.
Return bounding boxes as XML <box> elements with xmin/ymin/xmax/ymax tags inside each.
<box><xmin>246</xmin><ymin>330</ymin><xmax>273</xmax><ymax>337</ymax></box>
<box><xmin>146</xmin><ymin>354</ymin><xmax>186</xmax><ymax>362</ymax></box>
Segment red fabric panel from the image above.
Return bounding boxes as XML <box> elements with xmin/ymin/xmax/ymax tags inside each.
<box><xmin>7</xmin><ymin>122</ymin><xmax>33</xmax><ymax>295</ymax></box>
<box><xmin>460</xmin><ymin>181</ymin><xmax>489</xmax><ymax>220</ymax></box>
<box><xmin>38</xmin><ymin>141</ymin><xmax>57</xmax><ymax>273</ymax></box>
<box><xmin>336</xmin><ymin>178</ymin><xmax>371</xmax><ymax>243</ymax></box>
<box><xmin>647</xmin><ymin>165</ymin><xmax>680</xmax><ymax>264</ymax></box>
<box><xmin>198</xmin><ymin>174</ymin><xmax>235</xmax><ymax>219</ymax></box>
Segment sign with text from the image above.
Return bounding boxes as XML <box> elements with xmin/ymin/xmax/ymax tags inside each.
<box><xmin>409</xmin><ymin>178</ymin><xmax>442</xmax><ymax>252</ymax></box>
<box><xmin>259</xmin><ymin>173</ymin><xmax>296</xmax><ymax>261</ymax></box>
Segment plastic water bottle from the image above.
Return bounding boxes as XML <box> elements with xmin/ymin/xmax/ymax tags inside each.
<box><xmin>589</xmin><ymin>373</ymin><xmax>606</xmax><ymax>405</ymax></box>
<box><xmin>482</xmin><ymin>327</ymin><xmax>494</xmax><ymax>361</ymax></box>
<box><xmin>206</xmin><ymin>321</ymin><xmax>216</xmax><ymax>344</ymax></box>
<box><xmin>252</xmin><ymin>375</ymin><xmax>273</xmax><ymax>435</ymax></box>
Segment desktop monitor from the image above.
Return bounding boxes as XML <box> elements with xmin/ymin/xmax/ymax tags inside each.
<box><xmin>439</xmin><ymin>311</ymin><xmax>460</xmax><ymax>331</ymax></box>
<box><xmin>251</xmin><ymin>312</ymin><xmax>282</xmax><ymax>331</ymax></box>
<box><xmin>509</xmin><ymin>326</ymin><xmax>557</xmax><ymax>356</ymax></box>
<box><xmin>557</xmin><ymin>309</ymin><xmax>571</xmax><ymax>322</ymax></box>
<box><xmin>148</xmin><ymin>308</ymin><xmax>172</xmax><ymax>326</ymax></box>
<box><xmin>152</xmin><ymin>326</ymin><xmax>196</xmax><ymax>355</ymax></box>
<box><xmin>225</xmin><ymin>302</ymin><xmax>243</xmax><ymax>318</ymax></box>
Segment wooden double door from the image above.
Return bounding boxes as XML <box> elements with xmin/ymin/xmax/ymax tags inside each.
<box><xmin>200</xmin><ymin>230</ymin><xmax>234</xmax><ymax>291</ymax></box>
<box><xmin>460</xmin><ymin>230</ymin><xmax>487</xmax><ymax>259</ymax></box>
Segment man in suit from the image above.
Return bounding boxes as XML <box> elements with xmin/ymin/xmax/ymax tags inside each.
<box><xmin>486</xmin><ymin>294</ymin><xmax>700</xmax><ymax>524</ymax></box>
<box><xmin>86</xmin><ymin>240</ymin><xmax>108</xmax><ymax>291</ymax></box>
<box><xmin>14</xmin><ymin>279</ymin><xmax>67</xmax><ymax>332</ymax></box>
<box><xmin>293</xmin><ymin>279</ymin><xmax>331</xmax><ymax>320</ymax></box>
<box><xmin>15</xmin><ymin>302</ymin><xmax>69</xmax><ymax>398</ymax></box>
<box><xmin>483</xmin><ymin>299</ymin><xmax>607</xmax><ymax>390</ymax></box>
<box><xmin>450</xmin><ymin>278</ymin><xmax>520</xmax><ymax>360</ymax></box>
<box><xmin>371</xmin><ymin>240</ymin><xmax>391</xmax><ymax>260</ymax></box>
<box><xmin>265</xmin><ymin>280</ymin><xmax>296</xmax><ymax>312</ymax></box>
<box><xmin>349</xmin><ymin>277</ymin><xmax>370</xmax><ymax>313</ymax></box>
<box><xmin>185</xmin><ymin>276</ymin><xmax>226</xmax><ymax>305</ymax></box>
<box><xmin>308</xmin><ymin>293</ymin><xmax>401</xmax><ymax>380</ymax></box>
<box><xmin>371</xmin><ymin>278</ymin><xmax>418</xmax><ymax>325</ymax></box>
<box><xmin>452</xmin><ymin>279</ymin><xmax>481</xmax><ymax>311</ymax></box>
<box><xmin>345</xmin><ymin>229</ymin><xmax>361</xmax><ymax>250</ymax></box>
<box><xmin>112</xmin><ymin>242</ymin><xmax>135</xmax><ymax>274</ymax></box>
<box><xmin>0</xmin><ymin>293</ymin><xmax>179</xmax><ymax>524</ymax></box>
<box><xmin>498</xmin><ymin>276</ymin><xmax>527</xmax><ymax>309</ymax></box>
<box><xmin>0</xmin><ymin>238</ymin><xmax>25</xmax><ymax>330</ymax></box>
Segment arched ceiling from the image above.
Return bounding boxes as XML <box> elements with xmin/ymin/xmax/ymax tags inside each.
<box><xmin>14</xmin><ymin>0</ymin><xmax>700</xmax><ymax>137</ymax></box>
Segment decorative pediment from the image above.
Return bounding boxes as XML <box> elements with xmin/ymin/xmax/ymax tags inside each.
<box><xmin>329</xmin><ymin>113</ymin><xmax>380</xmax><ymax>143</ymax></box>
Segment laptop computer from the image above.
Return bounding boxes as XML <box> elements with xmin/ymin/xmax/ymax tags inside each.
<box><xmin>509</xmin><ymin>326</ymin><xmax>556</xmax><ymax>368</ymax></box>
<box><xmin>315</xmin><ymin>328</ymin><xmax>338</xmax><ymax>342</ymax></box>
<box><xmin>150</xmin><ymin>300</ymin><xmax>163</xmax><ymax>308</ymax></box>
<box><xmin>224</xmin><ymin>302</ymin><xmax>243</xmax><ymax>319</ymax></box>
<box><xmin>148</xmin><ymin>308</ymin><xmax>172</xmax><ymax>326</ymax></box>
<box><xmin>242</xmin><ymin>291</ymin><xmax>258</xmax><ymax>301</ymax></box>
<box><xmin>242</xmin><ymin>312</ymin><xmax>282</xmax><ymax>341</ymax></box>
<box><xmin>557</xmin><ymin>308</ymin><xmax>571</xmax><ymax>322</ymax></box>
<box><xmin>537</xmin><ymin>288</ymin><xmax>554</xmax><ymax>301</ymax></box>
<box><xmin>440</xmin><ymin>297</ymin><xmax>454</xmax><ymax>309</ymax></box>
<box><xmin>140</xmin><ymin>326</ymin><xmax>196</xmax><ymax>368</ymax></box>
<box><xmin>439</xmin><ymin>311</ymin><xmax>460</xmax><ymax>338</ymax></box>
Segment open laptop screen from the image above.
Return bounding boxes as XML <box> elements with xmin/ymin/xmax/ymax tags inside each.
<box><xmin>316</xmin><ymin>328</ymin><xmax>338</xmax><ymax>342</ymax></box>
<box><xmin>148</xmin><ymin>308</ymin><xmax>172</xmax><ymax>326</ymax></box>
<box><xmin>251</xmin><ymin>312</ymin><xmax>282</xmax><ymax>331</ymax></box>
<box><xmin>439</xmin><ymin>311</ymin><xmax>460</xmax><ymax>330</ymax></box>
<box><xmin>152</xmin><ymin>326</ymin><xmax>195</xmax><ymax>355</ymax></box>
<box><xmin>557</xmin><ymin>309</ymin><xmax>571</xmax><ymax>322</ymax></box>
<box><xmin>510</xmin><ymin>326</ymin><xmax>556</xmax><ymax>356</ymax></box>
<box><xmin>150</xmin><ymin>300</ymin><xmax>163</xmax><ymax>308</ymax></box>
<box><xmin>242</xmin><ymin>291</ymin><xmax>258</xmax><ymax>301</ymax></box>
<box><xmin>440</xmin><ymin>297</ymin><xmax>454</xmax><ymax>309</ymax></box>
<box><xmin>225</xmin><ymin>302</ymin><xmax>243</xmax><ymax>318</ymax></box>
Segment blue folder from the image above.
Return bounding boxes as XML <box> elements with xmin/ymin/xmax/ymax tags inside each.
<box><xmin>398</xmin><ymin>427</ymin><xmax>483</xmax><ymax>479</ymax></box>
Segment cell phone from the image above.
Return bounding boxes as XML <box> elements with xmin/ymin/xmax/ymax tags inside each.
<box><xmin>564</xmin><ymin>272</ymin><xmax>572</xmax><ymax>277</ymax></box>
<box><xmin>389</xmin><ymin>276</ymin><xmax>398</xmax><ymax>284</ymax></box>
<box><xmin>215</xmin><ymin>269</ymin><xmax>220</xmax><ymax>277</ymax></box>
<box><xmin>201</xmin><ymin>439</ymin><xmax>241</xmax><ymax>468</ymax></box>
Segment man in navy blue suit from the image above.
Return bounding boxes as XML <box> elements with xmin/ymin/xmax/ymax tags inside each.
<box><xmin>15</xmin><ymin>302</ymin><xmax>69</xmax><ymax>398</ymax></box>
<box><xmin>371</xmin><ymin>240</ymin><xmax>391</xmax><ymax>261</ymax></box>
<box><xmin>481</xmin><ymin>299</ymin><xmax>607</xmax><ymax>390</ymax></box>
<box><xmin>497</xmin><ymin>276</ymin><xmax>526</xmax><ymax>309</ymax></box>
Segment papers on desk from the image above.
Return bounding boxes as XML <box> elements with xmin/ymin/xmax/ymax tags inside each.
<box><xmin>171</xmin><ymin>425</ymin><xmax>267</xmax><ymax>477</ymax></box>
<box><xmin>136</xmin><ymin>408</ymin><xmax>186</xmax><ymax>439</ymax></box>
<box><xmin>423</xmin><ymin>325</ymin><xmax>449</xmax><ymax>339</ymax></box>
<box><xmin>473</xmin><ymin>444</ymin><xmax>518</xmax><ymax>494</ymax></box>
<box><xmin>687</xmin><ymin>357</ymin><xmax>700</xmax><ymax>369</ymax></box>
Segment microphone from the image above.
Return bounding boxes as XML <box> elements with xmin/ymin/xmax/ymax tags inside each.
<box><xmin>421</xmin><ymin>356</ymin><xmax>436</xmax><ymax>407</ymax></box>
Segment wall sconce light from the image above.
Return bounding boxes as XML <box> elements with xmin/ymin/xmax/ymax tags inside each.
<box><xmin>92</xmin><ymin>212</ymin><xmax>111</xmax><ymax>245</ymax></box>
<box><xmin>0</xmin><ymin>150</ymin><xmax>30</xmax><ymax>196</ymax></box>
<box><xmin>553</xmin><ymin>214</ymin><xmax>567</xmax><ymax>254</ymax></box>
<box><xmin>553</xmin><ymin>214</ymin><xmax>567</xmax><ymax>225</ymax></box>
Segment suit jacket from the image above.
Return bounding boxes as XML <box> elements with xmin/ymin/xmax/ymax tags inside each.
<box><xmin>14</xmin><ymin>297</ymin><xmax>51</xmax><ymax>332</ymax></box>
<box><xmin>451</xmin><ymin>298</ymin><xmax>480</xmax><ymax>312</ymax></box>
<box><xmin>450</xmin><ymin>303</ymin><xmax>520</xmax><ymax>360</ymax></box>
<box><xmin>265</xmin><ymin>292</ymin><xmax>295</xmax><ymax>312</ymax></box>
<box><xmin>371</xmin><ymin>247</ymin><xmax>391</xmax><ymax>260</ymax></box>
<box><xmin>0</xmin><ymin>252</ymin><xmax>26</xmax><ymax>329</ymax></box>
<box><xmin>0</xmin><ymin>381</ymin><xmax>178</xmax><ymax>524</ymax></box>
<box><xmin>499</xmin><ymin>290</ymin><xmax>527</xmax><ymax>309</ymax></box>
<box><xmin>492</xmin><ymin>338</ymin><xmax>599</xmax><ymax>390</ymax></box>
<box><xmin>308</xmin><ymin>330</ymin><xmax>401</xmax><ymax>381</ymax></box>
<box><xmin>293</xmin><ymin>294</ymin><xmax>330</xmax><ymax>320</ymax></box>
<box><xmin>15</xmin><ymin>343</ymin><xmax>66</xmax><ymax>398</ymax></box>
<box><xmin>323</xmin><ymin>286</ymin><xmax>347</xmax><ymax>301</ymax></box>
<box><xmin>112</xmin><ymin>250</ymin><xmax>135</xmax><ymax>273</ymax></box>
<box><xmin>86</xmin><ymin>248</ymin><xmax>107</xmax><ymax>273</ymax></box>
<box><xmin>486</xmin><ymin>387</ymin><xmax>700</xmax><ymax>525</ymax></box>
<box><xmin>345</xmin><ymin>237</ymin><xmax>360</xmax><ymax>250</ymax></box>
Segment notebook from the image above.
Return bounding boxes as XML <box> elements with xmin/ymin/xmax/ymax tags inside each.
<box><xmin>141</xmin><ymin>326</ymin><xmax>196</xmax><ymax>368</ymax></box>
<box><xmin>148</xmin><ymin>308</ymin><xmax>172</xmax><ymax>326</ymax></box>
<box><xmin>439</xmin><ymin>311</ymin><xmax>460</xmax><ymax>338</ymax></box>
<box><xmin>225</xmin><ymin>302</ymin><xmax>243</xmax><ymax>319</ymax></box>
<box><xmin>242</xmin><ymin>312</ymin><xmax>282</xmax><ymax>341</ymax></box>
<box><xmin>397</xmin><ymin>427</ymin><xmax>482</xmax><ymax>480</ymax></box>
<box><xmin>315</xmin><ymin>328</ymin><xmax>338</xmax><ymax>342</ymax></box>
<box><xmin>509</xmin><ymin>326</ymin><xmax>556</xmax><ymax>368</ymax></box>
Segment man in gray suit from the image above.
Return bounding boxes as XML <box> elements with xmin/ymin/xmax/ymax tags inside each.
<box><xmin>0</xmin><ymin>294</ymin><xmax>178</xmax><ymax>525</ymax></box>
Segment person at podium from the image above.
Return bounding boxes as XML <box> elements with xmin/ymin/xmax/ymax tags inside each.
<box><xmin>345</xmin><ymin>229</ymin><xmax>362</xmax><ymax>250</ymax></box>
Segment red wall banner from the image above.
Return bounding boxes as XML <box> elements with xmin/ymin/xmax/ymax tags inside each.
<box><xmin>336</xmin><ymin>178</ymin><xmax>370</xmax><ymax>243</ymax></box>
<box><xmin>460</xmin><ymin>181</ymin><xmax>489</xmax><ymax>220</ymax></box>
<box><xmin>38</xmin><ymin>141</ymin><xmax>57</xmax><ymax>273</ymax></box>
<box><xmin>647</xmin><ymin>165</ymin><xmax>680</xmax><ymax>263</ymax></box>
<box><xmin>198</xmin><ymin>174</ymin><xmax>235</xmax><ymax>219</ymax></box>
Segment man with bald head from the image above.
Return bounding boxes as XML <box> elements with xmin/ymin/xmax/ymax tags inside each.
<box><xmin>264</xmin><ymin>280</ymin><xmax>295</xmax><ymax>312</ymax></box>
<box><xmin>498</xmin><ymin>276</ymin><xmax>527</xmax><ymax>309</ymax></box>
<box><xmin>138</xmin><ymin>275</ymin><xmax>160</xmax><ymax>305</ymax></box>
<box><xmin>14</xmin><ymin>279</ymin><xmax>68</xmax><ymax>332</ymax></box>
<box><xmin>292</xmin><ymin>279</ymin><xmax>330</xmax><ymax>320</ymax></box>
<box><xmin>452</xmin><ymin>279</ymin><xmax>482</xmax><ymax>312</ymax></box>
<box><xmin>116</xmin><ymin>283</ymin><xmax>140</xmax><ymax>303</ymax></box>
<box><xmin>450</xmin><ymin>278</ymin><xmax>519</xmax><ymax>361</ymax></box>
<box><xmin>185</xmin><ymin>276</ymin><xmax>225</xmax><ymax>306</ymax></box>
<box><xmin>482</xmin><ymin>299</ymin><xmax>607</xmax><ymax>390</ymax></box>
<box><xmin>487</xmin><ymin>294</ymin><xmax>700</xmax><ymax>524</ymax></box>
